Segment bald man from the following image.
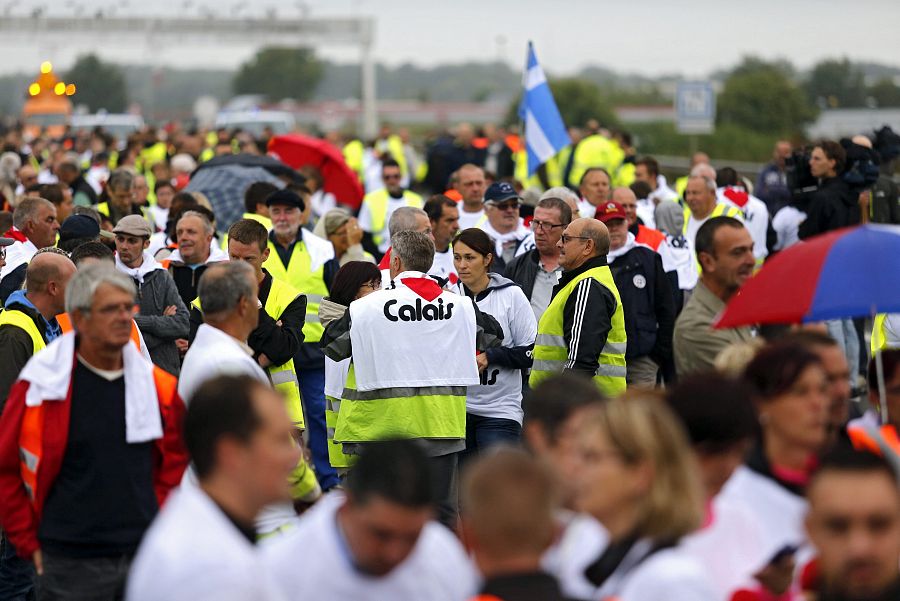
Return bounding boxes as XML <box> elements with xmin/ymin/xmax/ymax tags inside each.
<box><xmin>612</xmin><ymin>187</ymin><xmax>666</xmax><ymax>251</ymax></box>
<box><xmin>530</xmin><ymin>218</ymin><xmax>628</xmax><ymax>396</ymax></box>
<box><xmin>0</xmin><ymin>251</ymin><xmax>76</xmax><ymax>404</ymax></box>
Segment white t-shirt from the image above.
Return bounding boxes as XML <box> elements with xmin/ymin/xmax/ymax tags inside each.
<box><xmin>685</xmin><ymin>214</ymin><xmax>708</xmax><ymax>251</ymax></box>
<box><xmin>719</xmin><ymin>465</ymin><xmax>811</xmax><ymax>567</ymax></box>
<box><xmin>657</xmin><ymin>234</ymin><xmax>698</xmax><ymax>291</ymax></box>
<box><xmin>559</xmin><ymin>536</ymin><xmax>717</xmax><ymax>601</ymax></box>
<box><xmin>127</xmin><ymin>485</ymin><xmax>287</xmax><ymax>601</ymax></box>
<box><xmin>178</xmin><ymin>324</ymin><xmax>297</xmax><ymax>535</ymax></box>
<box><xmin>681</xmin><ymin>495</ymin><xmax>777</xmax><ymax>600</ymax></box>
<box><xmin>543</xmin><ymin>511</ymin><xmax>608</xmax><ymax>597</ymax></box>
<box><xmin>577</xmin><ymin>198</ymin><xmax>599</xmax><ymax>219</ymax></box>
<box><xmin>458</xmin><ymin>275</ymin><xmax>536</xmax><ymax>423</ymax></box>
<box><xmin>720</xmin><ymin>187</ymin><xmax>769</xmax><ymax>262</ymax></box>
<box><xmin>772</xmin><ymin>206</ymin><xmax>806</xmax><ymax>251</ymax></box>
<box><xmin>148</xmin><ymin>205</ymin><xmax>168</xmax><ymax>233</ymax></box>
<box><xmin>458</xmin><ymin>207</ymin><xmax>485</xmax><ymax>231</ymax></box>
<box><xmin>262</xmin><ymin>493</ymin><xmax>478</xmax><ymax>601</ymax></box>
<box><xmin>428</xmin><ymin>246</ymin><xmax>458</xmax><ymax>285</ymax></box>
<box><xmin>636</xmin><ymin>198</ymin><xmax>656</xmax><ymax>229</ymax></box>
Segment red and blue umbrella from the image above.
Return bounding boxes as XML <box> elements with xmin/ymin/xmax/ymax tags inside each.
<box><xmin>716</xmin><ymin>224</ymin><xmax>900</xmax><ymax>328</ymax></box>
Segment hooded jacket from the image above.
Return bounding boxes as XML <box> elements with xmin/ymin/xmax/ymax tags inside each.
<box><xmin>458</xmin><ymin>273</ymin><xmax>536</xmax><ymax>423</ymax></box>
<box><xmin>119</xmin><ymin>253</ymin><xmax>190</xmax><ymax>376</ymax></box>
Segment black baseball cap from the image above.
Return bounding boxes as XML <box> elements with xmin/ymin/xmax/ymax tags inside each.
<box><xmin>484</xmin><ymin>182</ymin><xmax>521</xmax><ymax>204</ymax></box>
<box><xmin>59</xmin><ymin>214</ymin><xmax>101</xmax><ymax>241</ymax></box>
<box><xmin>265</xmin><ymin>189</ymin><xmax>306</xmax><ymax>211</ymax></box>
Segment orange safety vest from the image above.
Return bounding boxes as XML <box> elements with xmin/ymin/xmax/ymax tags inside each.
<box><xmin>847</xmin><ymin>422</ymin><xmax>900</xmax><ymax>457</ymax></box>
<box><xmin>18</xmin><ymin>365</ymin><xmax>178</xmax><ymax>508</ymax></box>
<box><xmin>56</xmin><ymin>312</ymin><xmax>145</xmax><ymax>355</ymax></box>
<box><xmin>635</xmin><ymin>224</ymin><xmax>666</xmax><ymax>251</ymax></box>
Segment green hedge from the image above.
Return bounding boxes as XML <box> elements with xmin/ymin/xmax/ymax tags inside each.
<box><xmin>628</xmin><ymin>121</ymin><xmax>781</xmax><ymax>163</ymax></box>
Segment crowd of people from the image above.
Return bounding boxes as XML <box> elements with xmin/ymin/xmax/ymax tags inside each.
<box><xmin>0</xmin><ymin>117</ymin><xmax>897</xmax><ymax>601</ymax></box>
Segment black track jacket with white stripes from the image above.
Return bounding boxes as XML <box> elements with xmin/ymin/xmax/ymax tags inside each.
<box><xmin>551</xmin><ymin>254</ymin><xmax>618</xmax><ymax>378</ymax></box>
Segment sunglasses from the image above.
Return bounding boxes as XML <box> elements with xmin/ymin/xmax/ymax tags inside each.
<box><xmin>492</xmin><ymin>201</ymin><xmax>520</xmax><ymax>211</ymax></box>
<box><xmin>560</xmin><ymin>234</ymin><xmax>591</xmax><ymax>244</ymax></box>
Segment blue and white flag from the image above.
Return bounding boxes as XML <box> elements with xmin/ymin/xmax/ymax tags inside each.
<box><xmin>518</xmin><ymin>42</ymin><xmax>571</xmax><ymax>177</ymax></box>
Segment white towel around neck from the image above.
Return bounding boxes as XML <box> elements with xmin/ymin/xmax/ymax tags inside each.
<box><xmin>18</xmin><ymin>332</ymin><xmax>164</xmax><ymax>443</ymax></box>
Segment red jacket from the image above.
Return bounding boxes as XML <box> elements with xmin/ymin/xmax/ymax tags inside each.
<box><xmin>0</xmin><ymin>357</ymin><xmax>188</xmax><ymax>558</ymax></box>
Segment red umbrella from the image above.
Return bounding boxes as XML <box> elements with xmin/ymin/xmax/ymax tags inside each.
<box><xmin>268</xmin><ymin>134</ymin><xmax>365</xmax><ymax>210</ymax></box>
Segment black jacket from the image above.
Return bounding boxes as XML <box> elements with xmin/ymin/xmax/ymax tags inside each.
<box><xmin>869</xmin><ymin>174</ymin><xmax>900</xmax><ymax>224</ymax></box>
<box><xmin>190</xmin><ymin>270</ymin><xmax>307</xmax><ymax>366</ymax></box>
<box><xmin>168</xmin><ymin>261</ymin><xmax>213</xmax><ymax>310</ymax></box>
<box><xmin>132</xmin><ymin>268</ymin><xmax>190</xmax><ymax>377</ymax></box>
<box><xmin>608</xmin><ymin>246</ymin><xmax>675</xmax><ymax>364</ymax></box>
<box><xmin>504</xmin><ymin>248</ymin><xmax>541</xmax><ymax>301</ymax></box>
<box><xmin>0</xmin><ymin>302</ymin><xmax>49</xmax><ymax>410</ymax></box>
<box><xmin>553</xmin><ymin>255</ymin><xmax>618</xmax><ymax>379</ymax></box>
<box><xmin>479</xmin><ymin>571</ymin><xmax>572</xmax><ymax>601</ymax></box>
<box><xmin>799</xmin><ymin>177</ymin><xmax>860</xmax><ymax>239</ymax></box>
<box><xmin>0</xmin><ymin>263</ymin><xmax>26</xmax><ymax>306</ymax></box>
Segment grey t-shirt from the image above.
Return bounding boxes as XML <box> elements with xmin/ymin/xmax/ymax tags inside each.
<box><xmin>530</xmin><ymin>262</ymin><xmax>563</xmax><ymax>322</ymax></box>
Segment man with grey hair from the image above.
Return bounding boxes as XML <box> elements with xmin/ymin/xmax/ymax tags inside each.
<box><xmin>377</xmin><ymin>205</ymin><xmax>434</xmax><ymax>286</ymax></box>
<box><xmin>0</xmin><ymin>262</ymin><xmax>187</xmax><ymax>600</ymax></box>
<box><xmin>165</xmin><ymin>210</ymin><xmax>228</xmax><ymax>309</ymax></box>
<box><xmin>540</xmin><ymin>186</ymin><xmax>580</xmax><ymax>217</ymax></box>
<box><xmin>178</xmin><ymin>261</ymin><xmax>263</xmax><ymax>402</ymax></box>
<box><xmin>179</xmin><ymin>260</ymin><xmax>320</xmax><ymax>532</ymax></box>
<box><xmin>683</xmin><ymin>174</ymin><xmax>742</xmax><ymax>253</ymax></box>
<box><xmin>323</xmin><ymin>229</ymin><xmax>501</xmax><ymax>526</ymax></box>
<box><xmin>0</xmin><ymin>196</ymin><xmax>60</xmax><ymax>304</ymax></box>
<box><xmin>504</xmin><ymin>195</ymin><xmax>572</xmax><ymax>321</ymax></box>
<box><xmin>529</xmin><ymin>217</ymin><xmax>628</xmax><ymax>397</ymax></box>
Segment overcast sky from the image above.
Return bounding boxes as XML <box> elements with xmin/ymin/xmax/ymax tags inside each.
<box><xmin>2</xmin><ymin>0</ymin><xmax>899</xmax><ymax>77</ymax></box>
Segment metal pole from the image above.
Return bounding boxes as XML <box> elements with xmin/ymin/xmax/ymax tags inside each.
<box><xmin>360</xmin><ymin>37</ymin><xmax>377</xmax><ymax>139</ymax></box>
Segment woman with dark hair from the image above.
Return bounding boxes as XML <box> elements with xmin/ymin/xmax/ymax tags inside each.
<box><xmin>799</xmin><ymin>140</ymin><xmax>859</xmax><ymax>239</ymax></box>
<box><xmin>318</xmin><ymin>261</ymin><xmax>382</xmax><ymax>470</ymax></box>
<box><xmin>720</xmin><ymin>342</ymin><xmax>829</xmax><ymax>596</ymax></box>
<box><xmin>452</xmin><ymin>228</ymin><xmax>536</xmax><ymax>460</ymax></box>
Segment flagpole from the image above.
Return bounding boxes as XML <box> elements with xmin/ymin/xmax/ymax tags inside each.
<box><xmin>517</xmin><ymin>41</ymin><xmax>530</xmax><ymax>183</ymax></box>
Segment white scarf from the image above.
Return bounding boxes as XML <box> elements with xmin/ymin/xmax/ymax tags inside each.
<box><xmin>116</xmin><ymin>251</ymin><xmax>165</xmax><ymax>284</ymax></box>
<box><xmin>19</xmin><ymin>332</ymin><xmax>164</xmax><ymax>443</ymax></box>
<box><xmin>607</xmin><ymin>232</ymin><xmax>638</xmax><ymax>261</ymax></box>
<box><xmin>166</xmin><ymin>245</ymin><xmax>229</xmax><ymax>265</ymax></box>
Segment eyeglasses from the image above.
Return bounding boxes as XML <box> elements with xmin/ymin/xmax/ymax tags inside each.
<box><xmin>492</xmin><ymin>201</ymin><xmax>520</xmax><ymax>211</ymax></box>
<box><xmin>530</xmin><ymin>219</ymin><xmax>564</xmax><ymax>232</ymax></box>
<box><xmin>362</xmin><ymin>281</ymin><xmax>381</xmax><ymax>291</ymax></box>
<box><xmin>560</xmin><ymin>234</ymin><xmax>591</xmax><ymax>244</ymax></box>
<box><xmin>92</xmin><ymin>302</ymin><xmax>138</xmax><ymax>317</ymax></box>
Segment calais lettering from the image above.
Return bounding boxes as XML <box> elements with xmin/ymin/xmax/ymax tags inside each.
<box><xmin>383</xmin><ymin>298</ymin><xmax>455</xmax><ymax>322</ymax></box>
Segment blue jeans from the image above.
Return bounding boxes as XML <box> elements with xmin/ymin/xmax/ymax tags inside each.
<box><xmin>298</xmin><ymin>366</ymin><xmax>341</xmax><ymax>490</ymax></box>
<box><xmin>461</xmin><ymin>413</ymin><xmax>522</xmax><ymax>465</ymax></box>
<box><xmin>0</xmin><ymin>533</ymin><xmax>35</xmax><ymax>601</ymax></box>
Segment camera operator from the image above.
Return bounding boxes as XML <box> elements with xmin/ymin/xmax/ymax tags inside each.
<box><xmin>799</xmin><ymin>140</ymin><xmax>859</xmax><ymax>239</ymax></box>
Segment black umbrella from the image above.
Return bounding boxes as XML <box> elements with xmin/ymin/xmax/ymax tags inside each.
<box><xmin>192</xmin><ymin>153</ymin><xmax>305</xmax><ymax>185</ymax></box>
